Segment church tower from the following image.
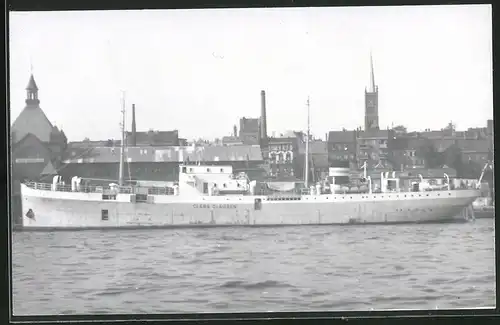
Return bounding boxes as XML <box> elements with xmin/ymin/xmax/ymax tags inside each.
<box><xmin>364</xmin><ymin>53</ymin><xmax>379</xmax><ymax>131</ymax></box>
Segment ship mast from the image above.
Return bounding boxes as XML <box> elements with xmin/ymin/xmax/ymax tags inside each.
<box><xmin>118</xmin><ymin>92</ymin><xmax>126</xmax><ymax>187</ymax></box>
<box><xmin>304</xmin><ymin>96</ymin><xmax>310</xmax><ymax>188</ymax></box>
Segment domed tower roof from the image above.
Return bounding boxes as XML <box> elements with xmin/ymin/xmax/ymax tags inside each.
<box><xmin>12</xmin><ymin>73</ymin><xmax>54</xmax><ymax>143</ymax></box>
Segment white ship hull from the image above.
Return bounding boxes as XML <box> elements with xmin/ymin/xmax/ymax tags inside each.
<box><xmin>20</xmin><ymin>184</ymin><xmax>480</xmax><ymax>230</ymax></box>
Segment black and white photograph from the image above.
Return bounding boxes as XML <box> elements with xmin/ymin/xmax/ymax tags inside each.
<box><xmin>9</xmin><ymin>4</ymin><xmax>495</xmax><ymax>316</ymax></box>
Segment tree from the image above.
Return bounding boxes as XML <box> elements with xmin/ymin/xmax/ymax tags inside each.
<box><xmin>393</xmin><ymin>125</ymin><xmax>407</xmax><ymax>134</ymax></box>
<box><xmin>460</xmin><ymin>160</ymin><xmax>482</xmax><ymax>179</ymax></box>
<box><xmin>442</xmin><ymin>144</ymin><xmax>464</xmax><ymax>175</ymax></box>
<box><xmin>444</xmin><ymin>121</ymin><xmax>456</xmax><ymax>132</ymax></box>
<box><xmin>416</xmin><ymin>140</ymin><xmax>443</xmax><ymax>168</ymax></box>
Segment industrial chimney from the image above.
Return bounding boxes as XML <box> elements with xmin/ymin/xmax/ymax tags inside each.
<box><xmin>131</xmin><ymin>104</ymin><xmax>137</xmax><ymax>147</ymax></box>
<box><xmin>233</xmin><ymin>125</ymin><xmax>238</xmax><ymax>138</ymax></box>
<box><xmin>260</xmin><ymin>90</ymin><xmax>267</xmax><ymax>141</ymax></box>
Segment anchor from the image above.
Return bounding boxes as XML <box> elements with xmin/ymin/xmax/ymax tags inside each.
<box><xmin>26</xmin><ymin>209</ymin><xmax>35</xmax><ymax>220</ymax></box>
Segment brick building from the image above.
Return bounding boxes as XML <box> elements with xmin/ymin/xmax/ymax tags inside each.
<box><xmin>221</xmin><ymin>125</ymin><xmax>243</xmax><ymax>146</ymax></box>
<box><xmin>124</xmin><ymin>104</ymin><xmax>180</xmax><ymax>147</ymax></box>
<box><xmin>356</xmin><ymin>129</ymin><xmax>394</xmax><ymax>168</ymax></box>
<box><xmin>239</xmin><ymin>117</ymin><xmax>260</xmax><ymax>145</ymax></box>
<box><xmin>389</xmin><ymin>137</ymin><xmax>427</xmax><ymax>170</ymax></box>
<box><xmin>266</xmin><ymin>136</ymin><xmax>300</xmax><ymax>179</ymax></box>
<box><xmin>327</xmin><ymin>130</ymin><xmax>357</xmax><ymax>167</ymax></box>
<box><xmin>309</xmin><ymin>140</ymin><xmax>329</xmax><ymax>183</ymax></box>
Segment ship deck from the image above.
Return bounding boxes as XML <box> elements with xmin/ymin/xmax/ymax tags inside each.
<box><xmin>24</xmin><ymin>180</ymin><xmax>478</xmax><ymax>198</ymax></box>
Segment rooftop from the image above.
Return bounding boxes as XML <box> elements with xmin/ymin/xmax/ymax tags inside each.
<box><xmin>62</xmin><ymin>144</ymin><xmax>264</xmax><ymax>164</ymax></box>
<box><xmin>328</xmin><ymin>130</ymin><xmax>357</xmax><ymax>143</ymax></box>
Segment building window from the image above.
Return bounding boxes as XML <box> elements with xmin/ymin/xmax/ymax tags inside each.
<box><xmin>101</xmin><ymin>209</ymin><xmax>109</xmax><ymax>221</ymax></box>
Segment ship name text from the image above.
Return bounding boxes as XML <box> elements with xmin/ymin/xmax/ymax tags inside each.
<box><xmin>193</xmin><ymin>204</ymin><xmax>238</xmax><ymax>209</ymax></box>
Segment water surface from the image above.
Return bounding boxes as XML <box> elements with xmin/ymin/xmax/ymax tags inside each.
<box><xmin>12</xmin><ymin>219</ymin><xmax>495</xmax><ymax>315</ymax></box>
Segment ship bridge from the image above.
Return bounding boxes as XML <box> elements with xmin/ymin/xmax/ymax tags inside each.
<box><xmin>178</xmin><ymin>164</ymin><xmax>250</xmax><ymax>196</ymax></box>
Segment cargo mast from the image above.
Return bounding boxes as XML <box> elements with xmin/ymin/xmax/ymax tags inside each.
<box><xmin>118</xmin><ymin>92</ymin><xmax>126</xmax><ymax>187</ymax></box>
<box><xmin>304</xmin><ymin>96</ymin><xmax>310</xmax><ymax>188</ymax></box>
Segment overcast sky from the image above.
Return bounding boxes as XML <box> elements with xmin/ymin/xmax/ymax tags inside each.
<box><xmin>9</xmin><ymin>5</ymin><xmax>492</xmax><ymax>142</ymax></box>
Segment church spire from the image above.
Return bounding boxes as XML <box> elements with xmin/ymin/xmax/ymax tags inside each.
<box><xmin>131</xmin><ymin>104</ymin><xmax>137</xmax><ymax>146</ymax></box>
<box><xmin>364</xmin><ymin>51</ymin><xmax>379</xmax><ymax>131</ymax></box>
<box><xmin>25</xmin><ymin>73</ymin><xmax>40</xmax><ymax>106</ymax></box>
<box><xmin>368</xmin><ymin>51</ymin><xmax>376</xmax><ymax>93</ymax></box>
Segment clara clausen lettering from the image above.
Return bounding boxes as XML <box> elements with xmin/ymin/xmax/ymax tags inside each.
<box><xmin>193</xmin><ymin>204</ymin><xmax>237</xmax><ymax>209</ymax></box>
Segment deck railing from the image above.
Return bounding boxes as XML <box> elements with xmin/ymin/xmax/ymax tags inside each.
<box><xmin>25</xmin><ymin>182</ymin><xmax>176</xmax><ymax>196</ymax></box>
<box><xmin>24</xmin><ymin>180</ymin><xmax>477</xmax><ymax>198</ymax></box>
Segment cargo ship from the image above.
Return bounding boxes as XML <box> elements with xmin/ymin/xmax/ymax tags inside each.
<box><xmin>19</xmin><ymin>97</ymin><xmax>482</xmax><ymax>230</ymax></box>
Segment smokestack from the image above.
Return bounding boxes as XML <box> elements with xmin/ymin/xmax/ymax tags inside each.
<box><xmin>131</xmin><ymin>104</ymin><xmax>137</xmax><ymax>147</ymax></box>
<box><xmin>260</xmin><ymin>90</ymin><xmax>267</xmax><ymax>141</ymax></box>
<box><xmin>233</xmin><ymin>125</ymin><xmax>238</xmax><ymax>138</ymax></box>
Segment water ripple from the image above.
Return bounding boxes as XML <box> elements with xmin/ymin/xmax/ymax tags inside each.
<box><xmin>12</xmin><ymin>219</ymin><xmax>495</xmax><ymax>315</ymax></box>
